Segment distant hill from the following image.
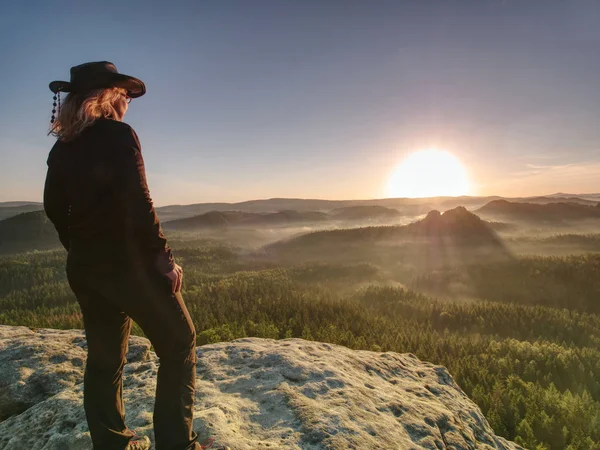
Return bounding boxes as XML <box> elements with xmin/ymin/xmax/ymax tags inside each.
<box><xmin>476</xmin><ymin>200</ymin><xmax>600</xmax><ymax>224</ymax></box>
<box><xmin>547</xmin><ymin>192</ymin><xmax>600</xmax><ymax>200</ymax></box>
<box><xmin>514</xmin><ymin>196</ymin><xmax>598</xmax><ymax>206</ymax></box>
<box><xmin>265</xmin><ymin>207</ymin><xmax>510</xmax><ymax>263</ymax></box>
<box><xmin>165</xmin><ymin>205</ymin><xmax>411</xmax><ymax>231</ymax></box>
<box><xmin>248</xmin><ymin>210</ymin><xmax>328</xmax><ymax>226</ymax></box>
<box><xmin>329</xmin><ymin>205</ymin><xmax>402</xmax><ymax>221</ymax></box>
<box><xmin>155</xmin><ymin>202</ymin><xmax>237</xmax><ymax>222</ymax></box>
<box><xmin>0</xmin><ymin>211</ymin><xmax>61</xmax><ymax>254</ymax></box>
<box><xmin>164</xmin><ymin>210</ymin><xmax>329</xmax><ymax>231</ymax></box>
<box><xmin>164</xmin><ymin>211</ymin><xmax>251</xmax><ymax>230</ymax></box>
<box><xmin>0</xmin><ymin>203</ymin><xmax>44</xmax><ymax>221</ymax></box>
<box><xmin>154</xmin><ymin>197</ymin><xmax>477</xmax><ymax>221</ymax></box>
<box><xmin>155</xmin><ymin>199</ymin><xmax>347</xmax><ymax>221</ymax></box>
<box><xmin>3</xmin><ymin>195</ymin><xmax>600</xmax><ymax>224</ymax></box>
<box><xmin>154</xmin><ymin>195</ymin><xmax>600</xmax><ymax>222</ymax></box>
<box><xmin>0</xmin><ymin>201</ymin><xmax>43</xmax><ymax>208</ymax></box>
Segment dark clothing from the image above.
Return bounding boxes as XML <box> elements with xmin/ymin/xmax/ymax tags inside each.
<box><xmin>67</xmin><ymin>260</ymin><xmax>199</xmax><ymax>450</ymax></box>
<box><xmin>44</xmin><ymin>118</ymin><xmax>174</xmax><ymax>273</ymax></box>
<box><xmin>44</xmin><ymin>119</ymin><xmax>200</xmax><ymax>450</ymax></box>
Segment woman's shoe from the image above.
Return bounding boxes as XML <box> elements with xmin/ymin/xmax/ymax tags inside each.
<box><xmin>199</xmin><ymin>437</ymin><xmax>231</xmax><ymax>449</ymax></box>
<box><xmin>125</xmin><ymin>434</ymin><xmax>151</xmax><ymax>450</ymax></box>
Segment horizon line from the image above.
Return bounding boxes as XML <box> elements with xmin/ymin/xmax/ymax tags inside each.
<box><xmin>2</xmin><ymin>191</ymin><xmax>600</xmax><ymax>208</ymax></box>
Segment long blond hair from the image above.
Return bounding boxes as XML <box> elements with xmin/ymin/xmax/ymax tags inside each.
<box><xmin>49</xmin><ymin>87</ymin><xmax>126</xmax><ymax>141</ymax></box>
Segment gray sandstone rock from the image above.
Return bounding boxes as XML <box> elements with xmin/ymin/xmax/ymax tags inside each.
<box><xmin>0</xmin><ymin>325</ymin><xmax>522</xmax><ymax>450</ymax></box>
<box><xmin>0</xmin><ymin>326</ymin><xmax>150</xmax><ymax>422</ymax></box>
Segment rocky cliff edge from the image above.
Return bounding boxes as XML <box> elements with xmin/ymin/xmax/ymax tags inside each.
<box><xmin>0</xmin><ymin>325</ymin><xmax>522</xmax><ymax>450</ymax></box>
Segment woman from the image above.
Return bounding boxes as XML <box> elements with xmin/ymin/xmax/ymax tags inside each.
<box><xmin>45</xmin><ymin>62</ymin><xmax>224</xmax><ymax>450</ymax></box>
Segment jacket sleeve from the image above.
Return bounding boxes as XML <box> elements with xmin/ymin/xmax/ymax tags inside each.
<box><xmin>43</xmin><ymin>149</ymin><xmax>70</xmax><ymax>251</ymax></box>
<box><xmin>114</xmin><ymin>126</ymin><xmax>175</xmax><ymax>273</ymax></box>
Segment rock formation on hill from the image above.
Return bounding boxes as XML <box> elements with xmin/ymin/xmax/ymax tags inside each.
<box><xmin>269</xmin><ymin>206</ymin><xmax>507</xmax><ymax>249</ymax></box>
<box><xmin>403</xmin><ymin>207</ymin><xmax>504</xmax><ymax>242</ymax></box>
<box><xmin>0</xmin><ymin>325</ymin><xmax>521</xmax><ymax>450</ymax></box>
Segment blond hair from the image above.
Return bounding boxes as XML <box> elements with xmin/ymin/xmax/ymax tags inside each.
<box><xmin>49</xmin><ymin>87</ymin><xmax>127</xmax><ymax>141</ymax></box>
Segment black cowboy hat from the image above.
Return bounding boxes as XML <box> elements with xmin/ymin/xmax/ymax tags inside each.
<box><xmin>49</xmin><ymin>61</ymin><xmax>146</xmax><ymax>98</ymax></box>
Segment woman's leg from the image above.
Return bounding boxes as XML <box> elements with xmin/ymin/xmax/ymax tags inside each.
<box><xmin>69</xmin><ymin>261</ymin><xmax>200</xmax><ymax>450</ymax></box>
<box><xmin>71</xmin><ymin>262</ymin><xmax>200</xmax><ymax>450</ymax></box>
<box><xmin>67</xmin><ymin>268</ymin><xmax>136</xmax><ymax>450</ymax></box>
<box><xmin>122</xmin><ymin>275</ymin><xmax>199</xmax><ymax>450</ymax></box>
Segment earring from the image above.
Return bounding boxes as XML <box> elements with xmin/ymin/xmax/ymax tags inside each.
<box><xmin>50</xmin><ymin>90</ymin><xmax>61</xmax><ymax>124</ymax></box>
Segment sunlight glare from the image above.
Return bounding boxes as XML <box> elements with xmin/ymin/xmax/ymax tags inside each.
<box><xmin>388</xmin><ymin>149</ymin><xmax>470</xmax><ymax>198</ymax></box>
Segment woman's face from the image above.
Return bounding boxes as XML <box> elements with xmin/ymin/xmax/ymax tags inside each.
<box><xmin>113</xmin><ymin>92</ymin><xmax>129</xmax><ymax>121</ymax></box>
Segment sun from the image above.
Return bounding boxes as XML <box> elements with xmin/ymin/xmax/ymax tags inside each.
<box><xmin>387</xmin><ymin>149</ymin><xmax>470</xmax><ymax>198</ymax></box>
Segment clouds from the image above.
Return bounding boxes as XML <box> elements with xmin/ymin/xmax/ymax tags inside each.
<box><xmin>482</xmin><ymin>159</ymin><xmax>600</xmax><ymax>197</ymax></box>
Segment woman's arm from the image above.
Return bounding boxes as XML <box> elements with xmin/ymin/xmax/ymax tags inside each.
<box><xmin>43</xmin><ymin>148</ymin><xmax>71</xmax><ymax>251</ymax></box>
<box><xmin>114</xmin><ymin>125</ymin><xmax>175</xmax><ymax>273</ymax></box>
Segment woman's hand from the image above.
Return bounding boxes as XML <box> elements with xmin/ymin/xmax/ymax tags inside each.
<box><xmin>164</xmin><ymin>263</ymin><xmax>183</xmax><ymax>294</ymax></box>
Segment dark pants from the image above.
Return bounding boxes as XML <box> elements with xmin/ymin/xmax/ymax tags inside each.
<box><xmin>66</xmin><ymin>255</ymin><xmax>200</xmax><ymax>450</ymax></box>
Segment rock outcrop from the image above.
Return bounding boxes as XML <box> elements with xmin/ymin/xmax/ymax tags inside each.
<box><xmin>0</xmin><ymin>325</ymin><xmax>522</xmax><ymax>449</ymax></box>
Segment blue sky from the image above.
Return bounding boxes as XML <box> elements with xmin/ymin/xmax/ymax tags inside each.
<box><xmin>1</xmin><ymin>0</ymin><xmax>599</xmax><ymax>205</ymax></box>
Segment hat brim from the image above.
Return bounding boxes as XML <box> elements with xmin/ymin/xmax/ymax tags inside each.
<box><xmin>49</xmin><ymin>73</ymin><xmax>146</xmax><ymax>98</ymax></box>
<box><xmin>109</xmin><ymin>73</ymin><xmax>146</xmax><ymax>98</ymax></box>
<box><xmin>49</xmin><ymin>80</ymin><xmax>71</xmax><ymax>94</ymax></box>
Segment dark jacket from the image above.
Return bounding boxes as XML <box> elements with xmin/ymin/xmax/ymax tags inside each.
<box><xmin>43</xmin><ymin>118</ymin><xmax>174</xmax><ymax>273</ymax></box>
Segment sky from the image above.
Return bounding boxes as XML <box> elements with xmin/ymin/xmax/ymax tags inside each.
<box><xmin>1</xmin><ymin>0</ymin><xmax>599</xmax><ymax>206</ymax></box>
